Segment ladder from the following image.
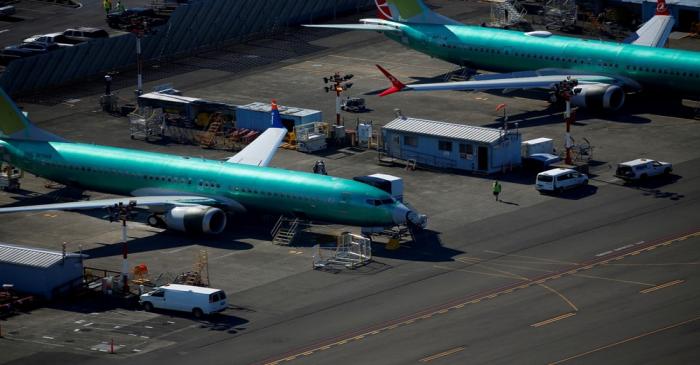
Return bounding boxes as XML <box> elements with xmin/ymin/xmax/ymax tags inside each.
<box><xmin>271</xmin><ymin>216</ymin><xmax>301</xmax><ymax>246</ymax></box>
<box><xmin>198</xmin><ymin>113</ymin><xmax>224</xmax><ymax>148</ymax></box>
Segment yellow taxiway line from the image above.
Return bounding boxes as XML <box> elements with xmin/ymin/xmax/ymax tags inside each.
<box><xmin>531</xmin><ymin>312</ymin><xmax>577</xmax><ymax>328</ymax></box>
<box><xmin>419</xmin><ymin>346</ymin><xmax>465</xmax><ymax>363</ymax></box>
<box><xmin>639</xmin><ymin>279</ymin><xmax>685</xmax><ymax>294</ymax></box>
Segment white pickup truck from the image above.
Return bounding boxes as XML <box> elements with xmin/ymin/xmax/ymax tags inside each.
<box><xmin>615</xmin><ymin>158</ymin><xmax>672</xmax><ymax>181</ymax></box>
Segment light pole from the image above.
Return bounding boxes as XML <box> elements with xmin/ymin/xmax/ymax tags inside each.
<box><xmin>556</xmin><ymin>77</ymin><xmax>579</xmax><ymax>165</ymax></box>
<box><xmin>109</xmin><ymin>200</ymin><xmax>136</xmax><ymax>295</ymax></box>
<box><xmin>323</xmin><ymin>72</ymin><xmax>354</xmax><ymax>126</ymax></box>
<box><xmin>131</xmin><ymin>19</ymin><xmax>149</xmax><ymax>97</ymax></box>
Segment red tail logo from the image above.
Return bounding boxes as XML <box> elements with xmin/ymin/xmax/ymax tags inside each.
<box><xmin>376</xmin><ymin>0</ymin><xmax>392</xmax><ymax>20</ymax></box>
<box><xmin>656</xmin><ymin>0</ymin><xmax>669</xmax><ymax>16</ymax></box>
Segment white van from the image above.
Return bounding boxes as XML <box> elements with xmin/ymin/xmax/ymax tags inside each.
<box><xmin>536</xmin><ymin>168</ymin><xmax>588</xmax><ymax>194</ymax></box>
<box><xmin>140</xmin><ymin>284</ymin><xmax>227</xmax><ymax>318</ymax></box>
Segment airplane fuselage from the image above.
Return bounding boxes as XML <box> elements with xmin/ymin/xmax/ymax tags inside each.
<box><xmin>389</xmin><ymin>23</ymin><xmax>700</xmax><ymax>94</ymax></box>
<box><xmin>0</xmin><ymin>138</ymin><xmax>400</xmax><ymax>227</ymax></box>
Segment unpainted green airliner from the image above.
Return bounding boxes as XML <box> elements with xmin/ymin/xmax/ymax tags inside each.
<box><xmin>0</xmin><ymin>92</ymin><xmax>426</xmax><ymax>234</ymax></box>
<box><xmin>306</xmin><ymin>0</ymin><xmax>699</xmax><ymax>111</ymax></box>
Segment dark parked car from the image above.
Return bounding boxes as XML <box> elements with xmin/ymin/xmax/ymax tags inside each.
<box><xmin>523</xmin><ymin>153</ymin><xmax>562</xmax><ymax>172</ymax></box>
<box><xmin>63</xmin><ymin>27</ymin><xmax>109</xmax><ymax>43</ymax></box>
<box><xmin>107</xmin><ymin>7</ymin><xmax>168</xmax><ymax>31</ymax></box>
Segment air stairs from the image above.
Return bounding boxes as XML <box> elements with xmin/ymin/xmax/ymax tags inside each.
<box><xmin>489</xmin><ymin>0</ymin><xmax>528</xmax><ymax>28</ymax></box>
<box><xmin>271</xmin><ymin>216</ymin><xmax>302</xmax><ymax>246</ymax></box>
<box><xmin>198</xmin><ymin>113</ymin><xmax>225</xmax><ymax>149</ymax></box>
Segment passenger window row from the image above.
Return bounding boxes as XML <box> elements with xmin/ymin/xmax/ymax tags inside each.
<box><xmin>454</xmin><ymin>44</ymin><xmax>698</xmax><ymax>76</ymax></box>
<box><xmin>39</xmin><ymin>160</ymin><xmax>224</xmax><ymax>188</ymax></box>
<box><xmin>230</xmin><ymin>186</ymin><xmax>323</xmax><ymax>202</ymax></box>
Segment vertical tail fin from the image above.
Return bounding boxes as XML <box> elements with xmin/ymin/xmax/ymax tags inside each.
<box><xmin>270</xmin><ymin>99</ymin><xmax>284</xmax><ymax>128</ymax></box>
<box><xmin>376</xmin><ymin>0</ymin><xmax>461</xmax><ymax>25</ymax></box>
<box><xmin>656</xmin><ymin>0</ymin><xmax>670</xmax><ymax>16</ymax></box>
<box><xmin>0</xmin><ymin>88</ymin><xmax>64</xmax><ymax>142</ymax></box>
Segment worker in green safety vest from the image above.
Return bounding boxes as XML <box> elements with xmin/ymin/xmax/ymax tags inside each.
<box><xmin>492</xmin><ymin>180</ymin><xmax>502</xmax><ymax>202</ymax></box>
<box><xmin>103</xmin><ymin>0</ymin><xmax>111</xmax><ymax>14</ymax></box>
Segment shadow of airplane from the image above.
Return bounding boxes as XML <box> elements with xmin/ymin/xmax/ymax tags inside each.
<box><xmin>80</xmin><ymin>225</ymin><xmax>257</xmax><ymax>259</ymax></box>
<box><xmin>372</xmin><ymin>229</ymin><xmax>464</xmax><ymax>263</ymax></box>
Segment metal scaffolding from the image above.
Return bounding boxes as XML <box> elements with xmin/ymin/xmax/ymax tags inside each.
<box><xmin>544</xmin><ymin>0</ymin><xmax>577</xmax><ymax>31</ymax></box>
<box><xmin>313</xmin><ymin>233</ymin><xmax>372</xmax><ymax>270</ymax></box>
<box><xmin>490</xmin><ymin>0</ymin><xmax>528</xmax><ymax>28</ymax></box>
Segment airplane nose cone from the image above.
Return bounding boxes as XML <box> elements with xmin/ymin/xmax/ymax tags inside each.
<box><xmin>392</xmin><ymin>203</ymin><xmax>410</xmax><ymax>225</ymax></box>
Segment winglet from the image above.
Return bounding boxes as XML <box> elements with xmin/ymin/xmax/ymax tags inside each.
<box><xmin>270</xmin><ymin>99</ymin><xmax>284</xmax><ymax>128</ymax></box>
<box><xmin>656</xmin><ymin>0</ymin><xmax>670</xmax><ymax>15</ymax></box>
<box><xmin>0</xmin><ymin>88</ymin><xmax>64</xmax><ymax>142</ymax></box>
<box><xmin>376</xmin><ymin>64</ymin><xmax>406</xmax><ymax>97</ymax></box>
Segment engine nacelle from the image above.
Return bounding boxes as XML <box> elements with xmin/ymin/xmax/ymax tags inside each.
<box><xmin>164</xmin><ymin>206</ymin><xmax>227</xmax><ymax>234</ymax></box>
<box><xmin>570</xmin><ymin>84</ymin><xmax>625</xmax><ymax>111</ymax></box>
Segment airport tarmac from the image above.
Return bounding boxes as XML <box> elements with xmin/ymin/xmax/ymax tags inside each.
<box><xmin>1</xmin><ymin>1</ymin><xmax>700</xmax><ymax>364</ymax></box>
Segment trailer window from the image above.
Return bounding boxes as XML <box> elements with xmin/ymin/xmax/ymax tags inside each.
<box><xmin>403</xmin><ymin>135</ymin><xmax>418</xmax><ymax>147</ymax></box>
<box><xmin>438</xmin><ymin>140</ymin><xmax>452</xmax><ymax>152</ymax></box>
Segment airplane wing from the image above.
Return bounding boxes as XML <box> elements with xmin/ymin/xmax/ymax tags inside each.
<box><xmin>0</xmin><ymin>195</ymin><xmax>218</xmax><ymax>214</ymax></box>
<box><xmin>226</xmin><ymin>99</ymin><xmax>287</xmax><ymax>167</ymax></box>
<box><xmin>303</xmin><ymin>24</ymin><xmax>400</xmax><ymax>32</ymax></box>
<box><xmin>303</xmin><ymin>18</ymin><xmax>403</xmax><ymax>33</ymax></box>
<box><xmin>623</xmin><ymin>15</ymin><xmax>675</xmax><ymax>48</ymax></box>
<box><xmin>375</xmin><ymin>65</ymin><xmax>624</xmax><ymax>96</ymax></box>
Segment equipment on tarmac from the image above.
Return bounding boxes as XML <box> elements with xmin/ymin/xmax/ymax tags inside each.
<box><xmin>313</xmin><ymin>232</ymin><xmax>372</xmax><ymax>270</ymax></box>
<box><xmin>340</xmin><ymin>97</ymin><xmax>367</xmax><ymax>113</ymax></box>
<box><xmin>0</xmin><ymin>163</ymin><xmax>21</xmax><ymax>192</ymax></box>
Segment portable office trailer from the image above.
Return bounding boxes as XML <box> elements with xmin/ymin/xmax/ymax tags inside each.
<box><xmin>0</xmin><ymin>243</ymin><xmax>85</xmax><ymax>299</ymax></box>
<box><xmin>381</xmin><ymin>117</ymin><xmax>521</xmax><ymax>174</ymax></box>
<box><xmin>522</xmin><ymin>137</ymin><xmax>554</xmax><ymax>157</ymax></box>
<box><xmin>236</xmin><ymin>102</ymin><xmax>322</xmax><ymax>132</ymax></box>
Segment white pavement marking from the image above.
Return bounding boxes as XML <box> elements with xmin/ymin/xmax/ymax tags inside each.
<box><xmin>164</xmin><ymin>247</ymin><xmax>189</xmax><ymax>254</ymax></box>
<box><xmin>596</xmin><ymin>241</ymin><xmax>645</xmax><ymax>257</ymax></box>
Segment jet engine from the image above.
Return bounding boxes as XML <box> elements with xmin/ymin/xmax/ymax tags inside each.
<box><xmin>163</xmin><ymin>206</ymin><xmax>227</xmax><ymax>234</ymax></box>
<box><xmin>570</xmin><ymin>84</ymin><xmax>625</xmax><ymax>111</ymax></box>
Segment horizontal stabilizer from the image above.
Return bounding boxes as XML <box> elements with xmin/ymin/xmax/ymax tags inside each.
<box><xmin>226</xmin><ymin>99</ymin><xmax>287</xmax><ymax>167</ymax></box>
<box><xmin>624</xmin><ymin>15</ymin><xmax>675</xmax><ymax>48</ymax></box>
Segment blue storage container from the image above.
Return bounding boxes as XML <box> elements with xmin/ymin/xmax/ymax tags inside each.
<box><xmin>236</xmin><ymin>102</ymin><xmax>322</xmax><ymax>131</ymax></box>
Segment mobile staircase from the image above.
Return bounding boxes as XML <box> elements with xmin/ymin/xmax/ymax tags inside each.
<box><xmin>490</xmin><ymin>0</ymin><xmax>528</xmax><ymax>28</ymax></box>
<box><xmin>271</xmin><ymin>216</ymin><xmax>302</xmax><ymax>246</ymax></box>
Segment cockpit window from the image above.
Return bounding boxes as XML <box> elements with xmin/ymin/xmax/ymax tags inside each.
<box><xmin>366</xmin><ymin>198</ymin><xmax>395</xmax><ymax>206</ymax></box>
